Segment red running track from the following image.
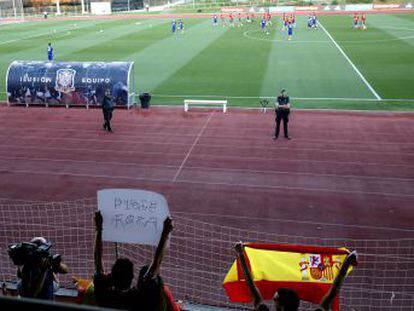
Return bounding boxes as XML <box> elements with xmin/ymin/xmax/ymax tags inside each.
<box><xmin>0</xmin><ymin>105</ymin><xmax>413</xmax><ymax>239</ymax></box>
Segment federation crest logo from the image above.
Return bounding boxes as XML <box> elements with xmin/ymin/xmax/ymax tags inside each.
<box><xmin>55</xmin><ymin>69</ymin><xmax>76</xmax><ymax>93</ymax></box>
<box><xmin>299</xmin><ymin>254</ymin><xmax>342</xmax><ymax>282</ymax></box>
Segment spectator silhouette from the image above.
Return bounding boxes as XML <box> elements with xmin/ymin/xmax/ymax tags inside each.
<box><xmin>93</xmin><ymin>212</ymin><xmax>179</xmax><ymax>311</ymax></box>
<box><xmin>93</xmin><ymin>211</ymin><xmax>135</xmax><ymax>309</ymax></box>
<box><xmin>234</xmin><ymin>242</ymin><xmax>357</xmax><ymax>311</ymax></box>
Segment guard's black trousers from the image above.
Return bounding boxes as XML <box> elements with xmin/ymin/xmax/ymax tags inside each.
<box><xmin>275</xmin><ymin>109</ymin><xmax>289</xmax><ymax>138</ymax></box>
<box><xmin>102</xmin><ymin>109</ymin><xmax>113</xmax><ymax>132</ymax></box>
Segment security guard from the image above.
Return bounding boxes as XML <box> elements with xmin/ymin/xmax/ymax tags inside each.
<box><xmin>102</xmin><ymin>89</ymin><xmax>114</xmax><ymax>133</ymax></box>
<box><xmin>273</xmin><ymin>89</ymin><xmax>291</xmax><ymax>140</ymax></box>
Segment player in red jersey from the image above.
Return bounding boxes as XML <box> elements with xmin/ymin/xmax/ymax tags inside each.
<box><xmin>282</xmin><ymin>13</ymin><xmax>287</xmax><ymax>31</ymax></box>
<box><xmin>361</xmin><ymin>13</ymin><xmax>367</xmax><ymax>30</ymax></box>
<box><xmin>229</xmin><ymin>13</ymin><xmax>234</xmax><ymax>27</ymax></box>
<box><xmin>266</xmin><ymin>11</ymin><xmax>272</xmax><ymax>25</ymax></box>
<box><xmin>353</xmin><ymin>13</ymin><xmax>359</xmax><ymax>28</ymax></box>
<box><xmin>237</xmin><ymin>12</ymin><xmax>243</xmax><ymax>26</ymax></box>
<box><xmin>220</xmin><ymin>13</ymin><xmax>225</xmax><ymax>27</ymax></box>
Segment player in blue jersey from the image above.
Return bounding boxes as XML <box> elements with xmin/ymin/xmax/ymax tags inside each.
<box><xmin>312</xmin><ymin>13</ymin><xmax>318</xmax><ymax>29</ymax></box>
<box><xmin>171</xmin><ymin>20</ymin><xmax>176</xmax><ymax>33</ymax></box>
<box><xmin>287</xmin><ymin>22</ymin><xmax>293</xmax><ymax>40</ymax></box>
<box><xmin>307</xmin><ymin>14</ymin><xmax>313</xmax><ymax>30</ymax></box>
<box><xmin>47</xmin><ymin>43</ymin><xmax>53</xmax><ymax>61</ymax></box>
<box><xmin>178</xmin><ymin>19</ymin><xmax>184</xmax><ymax>33</ymax></box>
<box><xmin>261</xmin><ymin>17</ymin><xmax>268</xmax><ymax>35</ymax></box>
<box><xmin>212</xmin><ymin>14</ymin><xmax>218</xmax><ymax>26</ymax></box>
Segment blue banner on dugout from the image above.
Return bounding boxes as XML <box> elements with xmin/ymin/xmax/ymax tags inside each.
<box><xmin>6</xmin><ymin>61</ymin><xmax>135</xmax><ymax>107</ymax></box>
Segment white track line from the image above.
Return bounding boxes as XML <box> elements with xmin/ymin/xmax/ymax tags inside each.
<box><xmin>0</xmin><ymin>154</ymin><xmax>411</xmax><ymax>182</ymax></box>
<box><xmin>175</xmin><ymin>178</ymin><xmax>414</xmax><ymax>198</ymax></box>
<box><xmin>318</xmin><ymin>21</ymin><xmax>382</xmax><ymax>100</ymax></box>
<box><xmin>174</xmin><ymin>212</ymin><xmax>414</xmax><ymax>233</ymax></box>
<box><xmin>4</xmin><ymin>169</ymin><xmax>414</xmax><ymax>198</ymax></box>
<box><xmin>1</xmin><ymin>143</ymin><xmax>413</xmax><ymax>168</ymax></box>
<box><xmin>1</xmin><ymin>136</ymin><xmax>412</xmax><ymax>156</ymax></box>
<box><xmin>172</xmin><ymin>111</ymin><xmax>214</xmax><ymax>181</ymax></box>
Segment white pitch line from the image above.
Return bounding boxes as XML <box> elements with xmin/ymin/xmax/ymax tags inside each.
<box><xmin>172</xmin><ymin>111</ymin><xmax>214</xmax><ymax>182</ymax></box>
<box><xmin>319</xmin><ymin>21</ymin><xmax>382</xmax><ymax>100</ymax></box>
<box><xmin>150</xmin><ymin>94</ymin><xmax>414</xmax><ymax>102</ymax></box>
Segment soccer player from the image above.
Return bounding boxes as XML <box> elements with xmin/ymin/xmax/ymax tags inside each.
<box><xmin>47</xmin><ymin>43</ymin><xmax>53</xmax><ymax>61</ymax></box>
<box><xmin>311</xmin><ymin>13</ymin><xmax>318</xmax><ymax>29</ymax></box>
<box><xmin>171</xmin><ymin>20</ymin><xmax>176</xmax><ymax>34</ymax></box>
<box><xmin>308</xmin><ymin>14</ymin><xmax>313</xmax><ymax>30</ymax></box>
<box><xmin>261</xmin><ymin>17</ymin><xmax>267</xmax><ymax>34</ymax></box>
<box><xmin>237</xmin><ymin>12</ymin><xmax>243</xmax><ymax>27</ymax></box>
<box><xmin>178</xmin><ymin>19</ymin><xmax>184</xmax><ymax>33</ymax></box>
<box><xmin>229</xmin><ymin>13</ymin><xmax>234</xmax><ymax>27</ymax></box>
<box><xmin>361</xmin><ymin>13</ymin><xmax>367</xmax><ymax>30</ymax></box>
<box><xmin>353</xmin><ymin>13</ymin><xmax>359</xmax><ymax>29</ymax></box>
<box><xmin>212</xmin><ymin>14</ymin><xmax>218</xmax><ymax>26</ymax></box>
<box><xmin>266</xmin><ymin>11</ymin><xmax>272</xmax><ymax>26</ymax></box>
<box><xmin>282</xmin><ymin>13</ymin><xmax>288</xmax><ymax>31</ymax></box>
<box><xmin>287</xmin><ymin>21</ymin><xmax>293</xmax><ymax>40</ymax></box>
<box><xmin>220</xmin><ymin>13</ymin><xmax>225</xmax><ymax>27</ymax></box>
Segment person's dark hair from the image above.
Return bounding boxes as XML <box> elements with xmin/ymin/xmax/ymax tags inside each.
<box><xmin>257</xmin><ymin>303</ymin><xmax>270</xmax><ymax>311</ymax></box>
<box><xmin>111</xmin><ymin>258</ymin><xmax>134</xmax><ymax>290</ymax></box>
<box><xmin>275</xmin><ymin>288</ymin><xmax>299</xmax><ymax>311</ymax></box>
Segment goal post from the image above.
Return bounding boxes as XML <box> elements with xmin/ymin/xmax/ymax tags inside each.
<box><xmin>0</xmin><ymin>0</ymin><xmax>24</xmax><ymax>22</ymax></box>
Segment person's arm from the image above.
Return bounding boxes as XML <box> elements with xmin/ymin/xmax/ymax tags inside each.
<box><xmin>94</xmin><ymin>211</ymin><xmax>104</xmax><ymax>275</ymax></box>
<box><xmin>146</xmin><ymin>217</ymin><xmax>174</xmax><ymax>278</ymax></box>
<box><xmin>319</xmin><ymin>251</ymin><xmax>358</xmax><ymax>310</ymax></box>
<box><xmin>57</xmin><ymin>262</ymin><xmax>69</xmax><ymax>274</ymax></box>
<box><xmin>285</xmin><ymin>97</ymin><xmax>291</xmax><ymax>109</ymax></box>
<box><xmin>274</xmin><ymin>98</ymin><xmax>279</xmax><ymax>110</ymax></box>
<box><xmin>234</xmin><ymin>242</ymin><xmax>267</xmax><ymax>311</ymax></box>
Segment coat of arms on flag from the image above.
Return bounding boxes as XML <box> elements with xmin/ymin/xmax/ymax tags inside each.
<box><xmin>55</xmin><ymin>68</ymin><xmax>76</xmax><ymax>93</ymax></box>
<box><xmin>223</xmin><ymin>243</ymin><xmax>353</xmax><ymax>311</ymax></box>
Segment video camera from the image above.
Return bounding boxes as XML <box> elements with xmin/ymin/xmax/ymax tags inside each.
<box><xmin>7</xmin><ymin>240</ymin><xmax>61</xmax><ymax>269</ymax></box>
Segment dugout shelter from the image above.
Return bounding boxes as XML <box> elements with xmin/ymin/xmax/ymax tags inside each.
<box><xmin>6</xmin><ymin>61</ymin><xmax>135</xmax><ymax>108</ymax></box>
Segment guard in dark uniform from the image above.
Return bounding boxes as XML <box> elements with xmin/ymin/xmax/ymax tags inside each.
<box><xmin>273</xmin><ymin>89</ymin><xmax>291</xmax><ymax>140</ymax></box>
<box><xmin>102</xmin><ymin>89</ymin><xmax>114</xmax><ymax>133</ymax></box>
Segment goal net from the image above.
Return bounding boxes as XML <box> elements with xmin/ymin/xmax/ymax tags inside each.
<box><xmin>0</xmin><ymin>0</ymin><xmax>24</xmax><ymax>22</ymax></box>
<box><xmin>0</xmin><ymin>198</ymin><xmax>413</xmax><ymax>310</ymax></box>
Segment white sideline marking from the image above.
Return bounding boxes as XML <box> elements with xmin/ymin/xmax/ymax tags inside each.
<box><xmin>151</xmin><ymin>94</ymin><xmax>414</xmax><ymax>102</ymax></box>
<box><xmin>319</xmin><ymin>21</ymin><xmax>382</xmax><ymax>100</ymax></box>
<box><xmin>172</xmin><ymin>111</ymin><xmax>214</xmax><ymax>182</ymax></box>
<box><xmin>0</xmin><ymin>23</ymin><xmax>94</xmax><ymax>46</ymax></box>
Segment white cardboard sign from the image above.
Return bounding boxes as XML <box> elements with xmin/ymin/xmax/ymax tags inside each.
<box><xmin>97</xmin><ymin>189</ymin><xmax>170</xmax><ymax>245</ymax></box>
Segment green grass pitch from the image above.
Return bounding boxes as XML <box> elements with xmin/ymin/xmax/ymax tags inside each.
<box><xmin>0</xmin><ymin>13</ymin><xmax>413</xmax><ymax>110</ymax></box>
